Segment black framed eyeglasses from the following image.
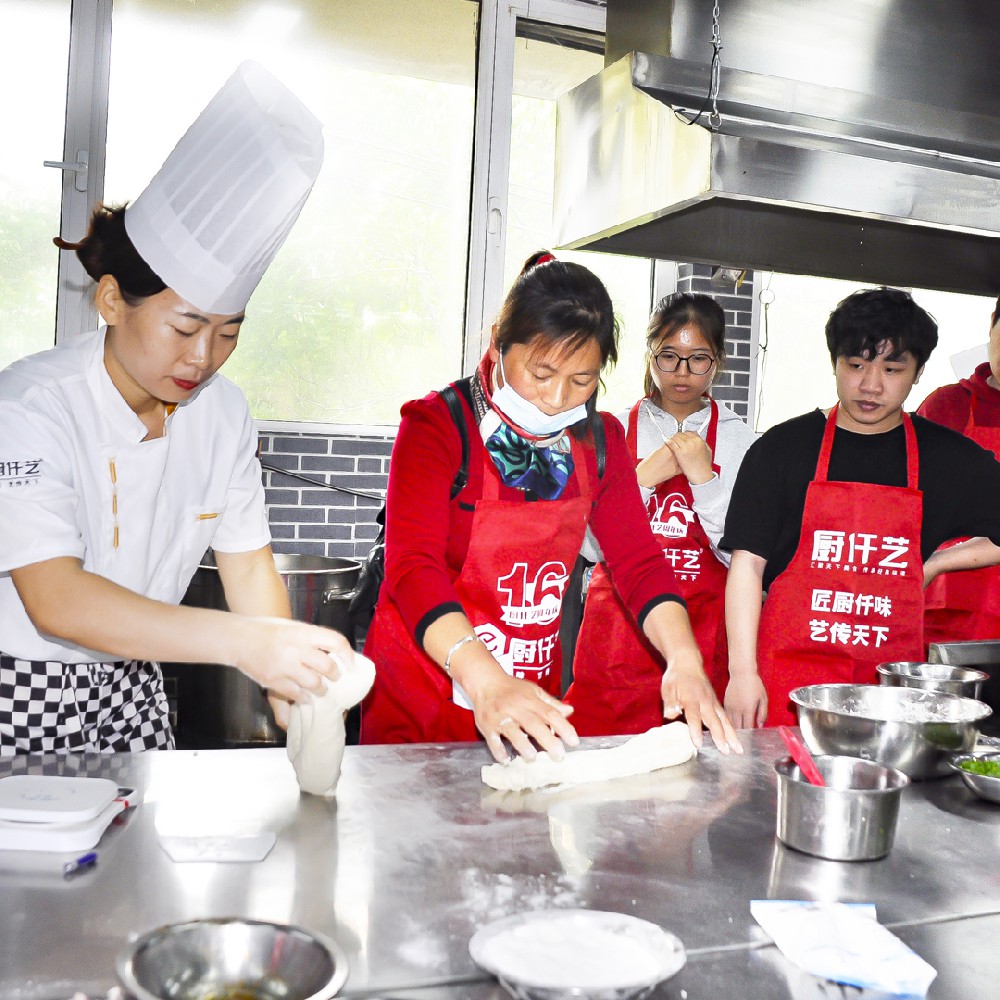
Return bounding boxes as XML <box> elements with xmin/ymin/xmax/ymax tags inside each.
<box><xmin>653</xmin><ymin>350</ymin><xmax>716</xmax><ymax>375</ymax></box>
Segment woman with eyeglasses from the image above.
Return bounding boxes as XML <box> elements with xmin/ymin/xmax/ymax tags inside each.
<box><xmin>565</xmin><ymin>292</ymin><xmax>757</xmax><ymax>736</ymax></box>
<box><xmin>361</xmin><ymin>257</ymin><xmax>742</xmax><ymax>762</ymax></box>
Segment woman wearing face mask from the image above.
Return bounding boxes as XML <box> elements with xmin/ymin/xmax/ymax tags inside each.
<box><xmin>565</xmin><ymin>293</ymin><xmax>757</xmax><ymax>736</ymax></box>
<box><xmin>361</xmin><ymin>254</ymin><xmax>742</xmax><ymax>763</ymax></box>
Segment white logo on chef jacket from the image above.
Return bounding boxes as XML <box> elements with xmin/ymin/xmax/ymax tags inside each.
<box><xmin>648</xmin><ymin>492</ymin><xmax>696</xmax><ymax>539</ymax></box>
<box><xmin>497</xmin><ymin>560</ymin><xmax>568</xmax><ymax>627</ymax></box>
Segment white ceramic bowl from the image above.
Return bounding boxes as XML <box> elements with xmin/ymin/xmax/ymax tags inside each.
<box><xmin>469</xmin><ymin>909</ymin><xmax>685</xmax><ymax>1000</ymax></box>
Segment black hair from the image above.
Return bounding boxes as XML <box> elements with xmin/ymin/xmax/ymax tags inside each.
<box><xmin>493</xmin><ymin>250</ymin><xmax>619</xmax><ymax>439</ymax></box>
<box><xmin>54</xmin><ymin>203</ymin><xmax>166</xmax><ymax>305</ymax></box>
<box><xmin>992</xmin><ymin>294</ymin><xmax>1000</xmax><ymax>327</ymax></box>
<box><xmin>824</xmin><ymin>286</ymin><xmax>938</xmax><ymax>370</ymax></box>
<box><xmin>495</xmin><ymin>250</ymin><xmax>619</xmax><ymax>369</ymax></box>
<box><xmin>643</xmin><ymin>291</ymin><xmax>726</xmax><ymax>399</ymax></box>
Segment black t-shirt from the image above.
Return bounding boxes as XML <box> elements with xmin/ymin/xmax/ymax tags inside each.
<box><xmin>721</xmin><ymin>410</ymin><xmax>1000</xmax><ymax>590</ymax></box>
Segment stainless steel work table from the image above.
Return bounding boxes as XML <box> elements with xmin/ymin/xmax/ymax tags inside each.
<box><xmin>2</xmin><ymin>729</ymin><xmax>998</xmax><ymax>1000</ymax></box>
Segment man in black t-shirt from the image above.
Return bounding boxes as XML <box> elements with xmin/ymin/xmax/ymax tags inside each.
<box><xmin>721</xmin><ymin>287</ymin><xmax>1000</xmax><ymax>729</ymax></box>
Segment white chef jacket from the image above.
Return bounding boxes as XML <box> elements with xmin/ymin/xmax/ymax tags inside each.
<box><xmin>0</xmin><ymin>328</ymin><xmax>271</xmax><ymax>662</ymax></box>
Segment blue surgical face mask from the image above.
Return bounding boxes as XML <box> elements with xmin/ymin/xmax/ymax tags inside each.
<box><xmin>492</xmin><ymin>352</ymin><xmax>590</xmax><ymax>437</ymax></box>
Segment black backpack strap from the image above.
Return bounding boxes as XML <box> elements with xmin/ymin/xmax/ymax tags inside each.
<box><xmin>591</xmin><ymin>410</ymin><xmax>606</xmax><ymax>480</ymax></box>
<box><xmin>440</xmin><ymin>380</ymin><xmax>471</xmax><ymax>498</ymax></box>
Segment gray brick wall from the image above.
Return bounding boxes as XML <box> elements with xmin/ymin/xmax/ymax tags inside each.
<box><xmin>676</xmin><ymin>263</ymin><xmax>754</xmax><ymax>422</ymax></box>
<box><xmin>259</xmin><ymin>431</ymin><xmax>393</xmax><ymax>560</ymax></box>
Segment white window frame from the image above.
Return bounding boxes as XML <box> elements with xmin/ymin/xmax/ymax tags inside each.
<box><xmin>464</xmin><ymin>0</ymin><xmax>607</xmax><ymax>373</ymax></box>
<box><xmin>53</xmin><ymin>0</ymin><xmax>112</xmax><ymax>343</ymax></box>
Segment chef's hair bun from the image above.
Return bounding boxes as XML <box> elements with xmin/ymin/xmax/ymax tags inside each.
<box><xmin>54</xmin><ymin>203</ymin><xmax>166</xmax><ymax>304</ymax></box>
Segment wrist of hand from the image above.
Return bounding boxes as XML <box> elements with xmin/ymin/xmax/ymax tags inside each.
<box><xmin>450</xmin><ymin>650</ymin><xmax>506</xmax><ymax>700</ymax></box>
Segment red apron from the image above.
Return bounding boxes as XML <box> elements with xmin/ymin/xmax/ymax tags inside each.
<box><xmin>565</xmin><ymin>398</ymin><xmax>729</xmax><ymax>736</ymax></box>
<box><xmin>361</xmin><ymin>435</ymin><xmax>593</xmax><ymax>744</ymax></box>
<box><xmin>924</xmin><ymin>393</ymin><xmax>1000</xmax><ymax>645</ymax></box>
<box><xmin>758</xmin><ymin>406</ymin><xmax>925</xmax><ymax>727</ymax></box>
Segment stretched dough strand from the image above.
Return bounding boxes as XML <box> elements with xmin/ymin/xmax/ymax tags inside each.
<box><xmin>481</xmin><ymin>723</ymin><xmax>696</xmax><ymax>791</ymax></box>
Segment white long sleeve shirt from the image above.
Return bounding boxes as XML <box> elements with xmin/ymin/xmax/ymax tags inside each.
<box><xmin>583</xmin><ymin>395</ymin><xmax>758</xmax><ymax>565</ymax></box>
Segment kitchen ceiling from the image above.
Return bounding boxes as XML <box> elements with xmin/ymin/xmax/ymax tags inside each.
<box><xmin>554</xmin><ymin>0</ymin><xmax>1000</xmax><ymax>295</ymax></box>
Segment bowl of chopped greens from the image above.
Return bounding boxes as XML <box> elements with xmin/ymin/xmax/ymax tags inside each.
<box><xmin>950</xmin><ymin>752</ymin><xmax>1000</xmax><ymax>803</ymax></box>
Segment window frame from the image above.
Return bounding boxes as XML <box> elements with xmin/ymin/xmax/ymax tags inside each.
<box><xmin>53</xmin><ymin>0</ymin><xmax>620</xmax><ymax>433</ymax></box>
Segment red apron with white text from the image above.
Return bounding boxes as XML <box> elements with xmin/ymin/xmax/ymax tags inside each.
<box><xmin>758</xmin><ymin>407</ymin><xmax>925</xmax><ymax>727</ymax></box>
<box><xmin>924</xmin><ymin>394</ymin><xmax>1000</xmax><ymax>645</ymax></box>
<box><xmin>361</xmin><ymin>436</ymin><xmax>593</xmax><ymax>744</ymax></box>
<box><xmin>565</xmin><ymin>398</ymin><xmax>729</xmax><ymax>736</ymax></box>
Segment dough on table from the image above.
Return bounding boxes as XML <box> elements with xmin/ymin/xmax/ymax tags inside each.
<box><xmin>481</xmin><ymin>723</ymin><xmax>696</xmax><ymax>792</ymax></box>
<box><xmin>286</xmin><ymin>652</ymin><xmax>375</xmax><ymax>797</ymax></box>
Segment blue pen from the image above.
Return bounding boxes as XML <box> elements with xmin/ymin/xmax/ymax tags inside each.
<box><xmin>63</xmin><ymin>851</ymin><xmax>98</xmax><ymax>876</ymax></box>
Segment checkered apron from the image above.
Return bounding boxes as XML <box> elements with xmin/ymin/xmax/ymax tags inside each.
<box><xmin>0</xmin><ymin>654</ymin><xmax>175</xmax><ymax>755</ymax></box>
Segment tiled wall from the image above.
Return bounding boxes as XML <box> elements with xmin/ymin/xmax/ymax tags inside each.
<box><xmin>259</xmin><ymin>431</ymin><xmax>393</xmax><ymax>560</ymax></box>
<box><xmin>257</xmin><ymin>267</ymin><xmax>756</xmax><ymax>562</ymax></box>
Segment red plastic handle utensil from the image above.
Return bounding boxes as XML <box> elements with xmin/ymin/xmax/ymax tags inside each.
<box><xmin>779</xmin><ymin>726</ymin><xmax>826</xmax><ymax>787</ymax></box>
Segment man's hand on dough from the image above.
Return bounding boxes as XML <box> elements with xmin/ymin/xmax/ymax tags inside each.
<box><xmin>661</xmin><ymin>662</ymin><xmax>743</xmax><ymax>755</ymax></box>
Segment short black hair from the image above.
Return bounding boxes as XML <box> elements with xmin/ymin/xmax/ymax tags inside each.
<box><xmin>992</xmin><ymin>294</ymin><xmax>1000</xmax><ymax>327</ymax></box>
<box><xmin>825</xmin><ymin>286</ymin><xmax>938</xmax><ymax>369</ymax></box>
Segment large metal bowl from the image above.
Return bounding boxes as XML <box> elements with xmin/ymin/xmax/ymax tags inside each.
<box><xmin>791</xmin><ymin>684</ymin><xmax>992</xmax><ymax>779</ymax></box>
<box><xmin>116</xmin><ymin>917</ymin><xmax>348</xmax><ymax>1000</ymax></box>
<box><xmin>876</xmin><ymin>661</ymin><xmax>988</xmax><ymax>699</ymax></box>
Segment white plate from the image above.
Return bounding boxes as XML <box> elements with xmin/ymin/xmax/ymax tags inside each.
<box><xmin>0</xmin><ymin>776</ymin><xmax>119</xmax><ymax>824</ymax></box>
<box><xmin>469</xmin><ymin>909</ymin><xmax>685</xmax><ymax>992</ymax></box>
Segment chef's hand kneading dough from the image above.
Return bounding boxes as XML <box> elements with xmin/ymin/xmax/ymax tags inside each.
<box><xmin>481</xmin><ymin>723</ymin><xmax>696</xmax><ymax>791</ymax></box>
<box><xmin>287</xmin><ymin>652</ymin><xmax>375</xmax><ymax>797</ymax></box>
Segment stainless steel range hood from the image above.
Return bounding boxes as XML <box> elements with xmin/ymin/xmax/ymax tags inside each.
<box><xmin>554</xmin><ymin>0</ymin><xmax>1000</xmax><ymax>296</ymax></box>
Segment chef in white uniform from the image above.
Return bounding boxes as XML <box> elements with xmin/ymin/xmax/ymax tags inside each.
<box><xmin>0</xmin><ymin>62</ymin><xmax>351</xmax><ymax>754</ymax></box>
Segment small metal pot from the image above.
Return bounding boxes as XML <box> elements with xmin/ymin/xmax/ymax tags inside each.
<box><xmin>876</xmin><ymin>661</ymin><xmax>988</xmax><ymax>700</ymax></box>
<box><xmin>776</xmin><ymin>755</ymin><xmax>909</xmax><ymax>861</ymax></box>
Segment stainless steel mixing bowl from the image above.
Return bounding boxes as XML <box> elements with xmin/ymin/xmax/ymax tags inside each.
<box><xmin>876</xmin><ymin>661</ymin><xmax>988</xmax><ymax>699</ymax></box>
<box><xmin>791</xmin><ymin>683</ymin><xmax>991</xmax><ymax>779</ymax></box>
<box><xmin>116</xmin><ymin>917</ymin><xmax>348</xmax><ymax>1000</ymax></box>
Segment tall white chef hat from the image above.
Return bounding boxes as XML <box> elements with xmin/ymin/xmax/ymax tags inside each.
<box><xmin>124</xmin><ymin>61</ymin><xmax>324</xmax><ymax>315</ymax></box>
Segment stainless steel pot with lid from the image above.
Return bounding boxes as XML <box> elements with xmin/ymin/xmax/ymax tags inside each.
<box><xmin>164</xmin><ymin>552</ymin><xmax>362</xmax><ymax>747</ymax></box>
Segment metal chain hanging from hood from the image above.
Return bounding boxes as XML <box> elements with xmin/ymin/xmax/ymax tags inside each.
<box><xmin>708</xmin><ymin>0</ymin><xmax>723</xmax><ymax>130</ymax></box>
<box><xmin>674</xmin><ymin>1</ymin><xmax>724</xmax><ymax>131</ymax></box>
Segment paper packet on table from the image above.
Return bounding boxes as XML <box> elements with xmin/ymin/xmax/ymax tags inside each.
<box><xmin>751</xmin><ymin>900</ymin><xmax>937</xmax><ymax>997</ymax></box>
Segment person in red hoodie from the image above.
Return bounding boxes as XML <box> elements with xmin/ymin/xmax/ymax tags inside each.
<box><xmin>917</xmin><ymin>295</ymin><xmax>1000</xmax><ymax>644</ymax></box>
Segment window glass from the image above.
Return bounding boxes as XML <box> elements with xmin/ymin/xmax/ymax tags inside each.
<box><xmin>506</xmin><ymin>24</ymin><xmax>655</xmax><ymax>417</ymax></box>
<box><xmin>106</xmin><ymin>0</ymin><xmax>478</xmax><ymax>424</ymax></box>
<box><xmin>753</xmin><ymin>272</ymin><xmax>995</xmax><ymax>432</ymax></box>
<box><xmin>0</xmin><ymin>0</ymin><xmax>69</xmax><ymax>367</ymax></box>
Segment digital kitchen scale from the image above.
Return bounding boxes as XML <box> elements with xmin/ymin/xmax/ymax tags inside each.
<box><xmin>0</xmin><ymin>775</ymin><xmax>119</xmax><ymax>824</ymax></box>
